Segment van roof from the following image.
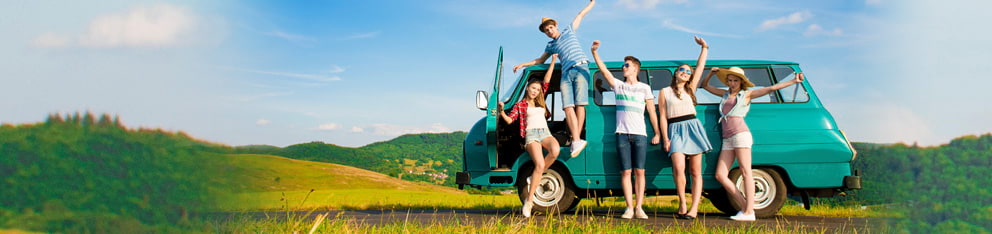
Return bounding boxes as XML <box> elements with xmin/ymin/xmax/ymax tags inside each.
<box><xmin>526</xmin><ymin>60</ymin><xmax>798</xmax><ymax>70</ymax></box>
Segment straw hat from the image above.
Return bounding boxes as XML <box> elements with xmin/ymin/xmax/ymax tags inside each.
<box><xmin>539</xmin><ymin>17</ymin><xmax>557</xmax><ymax>32</ymax></box>
<box><xmin>716</xmin><ymin>67</ymin><xmax>755</xmax><ymax>89</ymax></box>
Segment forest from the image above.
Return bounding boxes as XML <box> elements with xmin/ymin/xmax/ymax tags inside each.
<box><xmin>0</xmin><ymin>113</ymin><xmax>231</xmax><ymax>232</ymax></box>
<box><xmin>848</xmin><ymin>135</ymin><xmax>992</xmax><ymax>232</ymax></box>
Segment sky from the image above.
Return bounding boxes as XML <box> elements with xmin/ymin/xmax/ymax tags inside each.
<box><xmin>1</xmin><ymin>0</ymin><xmax>990</xmax><ymax>147</ymax></box>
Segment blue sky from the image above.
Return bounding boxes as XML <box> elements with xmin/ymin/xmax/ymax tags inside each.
<box><xmin>1</xmin><ymin>0</ymin><xmax>989</xmax><ymax>147</ymax></box>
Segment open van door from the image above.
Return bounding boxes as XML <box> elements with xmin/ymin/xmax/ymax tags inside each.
<box><xmin>483</xmin><ymin>47</ymin><xmax>504</xmax><ymax>169</ymax></box>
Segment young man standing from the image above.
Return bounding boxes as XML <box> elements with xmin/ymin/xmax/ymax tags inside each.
<box><xmin>590</xmin><ymin>40</ymin><xmax>661</xmax><ymax>219</ymax></box>
<box><xmin>512</xmin><ymin>0</ymin><xmax>596</xmax><ymax>157</ymax></box>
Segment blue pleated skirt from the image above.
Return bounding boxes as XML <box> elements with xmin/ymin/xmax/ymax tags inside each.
<box><xmin>667</xmin><ymin>118</ymin><xmax>713</xmax><ymax>156</ymax></box>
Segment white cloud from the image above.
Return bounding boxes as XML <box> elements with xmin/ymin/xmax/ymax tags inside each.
<box><xmin>328</xmin><ymin>65</ymin><xmax>345</xmax><ymax>73</ymax></box>
<box><xmin>804</xmin><ymin>24</ymin><xmax>843</xmax><ymax>37</ymax></box>
<box><xmin>225</xmin><ymin>67</ymin><xmax>341</xmax><ymax>82</ymax></box>
<box><xmin>341</xmin><ymin>31</ymin><xmax>380</xmax><ymax>40</ymax></box>
<box><xmin>662</xmin><ymin>19</ymin><xmax>743</xmax><ymax>38</ymax></box>
<box><xmin>367</xmin><ymin>123</ymin><xmax>451</xmax><ymax>136</ymax></box>
<box><xmin>832</xmin><ymin>102</ymin><xmax>935</xmax><ymax>145</ymax></box>
<box><xmin>618</xmin><ymin>0</ymin><xmax>687</xmax><ymax>10</ymax></box>
<box><xmin>256</xmin><ymin>119</ymin><xmax>271</xmax><ymax>126</ymax></box>
<box><xmin>866</xmin><ymin>0</ymin><xmax>882</xmax><ymax>5</ymax></box>
<box><xmin>265</xmin><ymin>30</ymin><xmax>314</xmax><ymax>44</ymax></box>
<box><xmin>317</xmin><ymin>123</ymin><xmax>341</xmax><ymax>131</ymax></box>
<box><xmin>31</xmin><ymin>32</ymin><xmax>71</xmax><ymax>48</ymax></box>
<box><xmin>350</xmin><ymin>126</ymin><xmax>364</xmax><ymax>133</ymax></box>
<box><xmin>78</xmin><ymin>4</ymin><xmax>195</xmax><ymax>47</ymax></box>
<box><xmin>237</xmin><ymin>91</ymin><xmax>294</xmax><ymax>102</ymax></box>
<box><xmin>757</xmin><ymin>11</ymin><xmax>813</xmax><ymax>32</ymax></box>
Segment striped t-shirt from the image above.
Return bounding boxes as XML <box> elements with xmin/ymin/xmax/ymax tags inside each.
<box><xmin>545</xmin><ymin>25</ymin><xmax>589</xmax><ymax>70</ymax></box>
<box><xmin>614</xmin><ymin>82</ymin><xmax>655</xmax><ymax>136</ymax></box>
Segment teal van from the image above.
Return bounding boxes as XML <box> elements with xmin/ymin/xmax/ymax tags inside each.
<box><xmin>457</xmin><ymin>49</ymin><xmax>861</xmax><ymax>217</ymax></box>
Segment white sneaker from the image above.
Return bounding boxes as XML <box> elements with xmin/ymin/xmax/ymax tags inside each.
<box><xmin>522</xmin><ymin>199</ymin><xmax>534</xmax><ymax>218</ymax></box>
<box><xmin>621</xmin><ymin>208</ymin><xmax>634</xmax><ymax>219</ymax></box>
<box><xmin>634</xmin><ymin>207</ymin><xmax>649</xmax><ymax>219</ymax></box>
<box><xmin>570</xmin><ymin>140</ymin><xmax>587</xmax><ymax>157</ymax></box>
<box><xmin>730</xmin><ymin>211</ymin><xmax>756</xmax><ymax>221</ymax></box>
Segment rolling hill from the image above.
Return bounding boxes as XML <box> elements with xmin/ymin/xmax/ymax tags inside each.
<box><xmin>233</xmin><ymin>132</ymin><xmax>468</xmax><ymax>186</ymax></box>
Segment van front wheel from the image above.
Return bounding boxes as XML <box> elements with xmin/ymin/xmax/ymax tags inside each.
<box><xmin>516</xmin><ymin>167</ymin><xmax>577</xmax><ymax>214</ymax></box>
<box><xmin>729</xmin><ymin>168</ymin><xmax>788</xmax><ymax>218</ymax></box>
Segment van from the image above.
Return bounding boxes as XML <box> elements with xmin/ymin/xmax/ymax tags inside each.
<box><xmin>457</xmin><ymin>48</ymin><xmax>861</xmax><ymax>217</ymax></box>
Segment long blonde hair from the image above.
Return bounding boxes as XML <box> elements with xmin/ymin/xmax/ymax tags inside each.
<box><xmin>670</xmin><ymin>64</ymin><xmax>697</xmax><ymax>105</ymax></box>
<box><xmin>524</xmin><ymin>81</ymin><xmax>548</xmax><ymax>109</ymax></box>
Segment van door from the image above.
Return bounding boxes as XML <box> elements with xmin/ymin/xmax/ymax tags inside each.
<box><xmin>484</xmin><ymin>47</ymin><xmax>504</xmax><ymax>169</ymax></box>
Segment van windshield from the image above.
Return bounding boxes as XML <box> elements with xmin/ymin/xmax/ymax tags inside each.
<box><xmin>499</xmin><ymin>73</ymin><xmax>525</xmax><ymax>103</ymax></box>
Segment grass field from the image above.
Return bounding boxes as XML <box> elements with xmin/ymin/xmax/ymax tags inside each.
<box><xmin>217</xmin><ymin>154</ymin><xmax>880</xmax><ymax>218</ymax></box>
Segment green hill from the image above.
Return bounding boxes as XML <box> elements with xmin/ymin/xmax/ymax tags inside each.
<box><xmin>221</xmin><ymin>153</ymin><xmax>460</xmax><ymax>193</ymax></box>
<box><xmin>234</xmin><ymin>132</ymin><xmax>468</xmax><ymax>186</ymax></box>
<box><xmin>0</xmin><ymin>113</ymin><xmax>231</xmax><ymax>232</ymax></box>
<box><xmin>849</xmin><ymin>134</ymin><xmax>992</xmax><ymax>232</ymax></box>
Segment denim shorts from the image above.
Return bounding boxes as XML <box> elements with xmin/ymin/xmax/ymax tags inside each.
<box><xmin>525</xmin><ymin>128</ymin><xmax>554</xmax><ymax>145</ymax></box>
<box><xmin>560</xmin><ymin>64</ymin><xmax>590</xmax><ymax>108</ymax></box>
<box><xmin>616</xmin><ymin>133</ymin><xmax>647</xmax><ymax>170</ymax></box>
<box><xmin>721</xmin><ymin>131</ymin><xmax>753</xmax><ymax>150</ymax></box>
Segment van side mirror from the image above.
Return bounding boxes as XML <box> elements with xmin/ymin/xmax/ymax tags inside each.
<box><xmin>475</xmin><ymin>90</ymin><xmax>488</xmax><ymax>110</ymax></box>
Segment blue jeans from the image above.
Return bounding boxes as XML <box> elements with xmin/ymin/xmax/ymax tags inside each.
<box><xmin>616</xmin><ymin>133</ymin><xmax>647</xmax><ymax>170</ymax></box>
<box><xmin>560</xmin><ymin>64</ymin><xmax>590</xmax><ymax>108</ymax></box>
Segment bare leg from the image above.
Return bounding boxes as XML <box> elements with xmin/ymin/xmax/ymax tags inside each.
<box><xmin>540</xmin><ymin>137</ymin><xmax>560</xmax><ymax>171</ymax></box>
<box><xmin>621</xmin><ymin>169</ymin><xmax>634</xmax><ymax>210</ymax></box>
<box><xmin>715</xmin><ymin>150</ymin><xmax>746</xmax><ymax>206</ymax></box>
<box><xmin>634</xmin><ymin>169</ymin><xmax>646</xmax><ymax>210</ymax></box>
<box><xmin>670</xmin><ymin>152</ymin><xmax>687</xmax><ymax>215</ymax></box>
<box><xmin>687</xmin><ymin>153</ymin><xmax>703</xmax><ymax>218</ymax></box>
<box><xmin>524</xmin><ymin>142</ymin><xmax>546</xmax><ymax>202</ymax></box>
<box><xmin>575</xmin><ymin>105</ymin><xmax>586</xmax><ymax>138</ymax></box>
<box><xmin>563</xmin><ymin>107</ymin><xmax>580</xmax><ymax>142</ymax></box>
<box><xmin>735</xmin><ymin>148</ymin><xmax>755</xmax><ymax>215</ymax></box>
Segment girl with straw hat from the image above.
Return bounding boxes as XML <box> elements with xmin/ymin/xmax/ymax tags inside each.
<box><xmin>700</xmin><ymin>67</ymin><xmax>805</xmax><ymax>221</ymax></box>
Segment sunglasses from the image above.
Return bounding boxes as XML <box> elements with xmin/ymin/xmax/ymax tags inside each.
<box><xmin>676</xmin><ymin>67</ymin><xmax>692</xmax><ymax>75</ymax></box>
<box><xmin>622</xmin><ymin>63</ymin><xmax>631</xmax><ymax>68</ymax></box>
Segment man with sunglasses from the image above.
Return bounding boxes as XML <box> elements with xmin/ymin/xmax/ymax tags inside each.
<box><xmin>590</xmin><ymin>40</ymin><xmax>661</xmax><ymax>219</ymax></box>
<box><xmin>512</xmin><ymin>0</ymin><xmax>596</xmax><ymax>157</ymax></box>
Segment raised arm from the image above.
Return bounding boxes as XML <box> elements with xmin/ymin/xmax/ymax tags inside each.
<box><xmin>513</xmin><ymin>52</ymin><xmax>551</xmax><ymax>73</ymax></box>
<box><xmin>686</xmin><ymin>36</ymin><xmax>709</xmax><ymax>91</ymax></box>
<box><xmin>701</xmin><ymin>67</ymin><xmax>726</xmax><ymax>97</ymax></box>
<box><xmin>571</xmin><ymin>0</ymin><xmax>596</xmax><ymax>30</ymax></box>
<box><xmin>544</xmin><ymin>54</ymin><xmax>558</xmax><ymax>84</ymax></box>
<box><xmin>590</xmin><ymin>40</ymin><xmax>617</xmax><ymax>88</ymax></box>
<box><xmin>749</xmin><ymin>72</ymin><xmax>805</xmax><ymax>99</ymax></box>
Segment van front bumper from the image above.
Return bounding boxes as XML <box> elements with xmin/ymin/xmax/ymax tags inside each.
<box><xmin>456</xmin><ymin>172</ymin><xmax>471</xmax><ymax>189</ymax></box>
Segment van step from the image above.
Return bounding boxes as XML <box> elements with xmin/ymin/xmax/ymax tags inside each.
<box><xmin>491</xmin><ymin>168</ymin><xmax>511</xmax><ymax>172</ymax></box>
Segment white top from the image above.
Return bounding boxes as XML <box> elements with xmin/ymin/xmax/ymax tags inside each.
<box><xmin>614</xmin><ymin>82</ymin><xmax>654</xmax><ymax>136</ymax></box>
<box><xmin>661</xmin><ymin>87</ymin><xmax>696</xmax><ymax>118</ymax></box>
<box><xmin>525</xmin><ymin>106</ymin><xmax>549</xmax><ymax>130</ymax></box>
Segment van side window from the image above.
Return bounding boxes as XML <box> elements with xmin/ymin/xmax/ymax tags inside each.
<box><xmin>648</xmin><ymin>69</ymin><xmax>672</xmax><ymax>100</ymax></box>
<box><xmin>593</xmin><ymin>70</ymin><xmax>647</xmax><ymax>106</ymax></box>
<box><xmin>695</xmin><ymin>67</ymin><xmax>777</xmax><ymax>104</ymax></box>
<box><xmin>772</xmin><ymin>67</ymin><xmax>810</xmax><ymax>103</ymax></box>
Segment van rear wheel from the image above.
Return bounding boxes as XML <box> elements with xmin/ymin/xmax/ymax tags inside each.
<box><xmin>729</xmin><ymin>168</ymin><xmax>787</xmax><ymax>218</ymax></box>
<box><xmin>516</xmin><ymin>167</ymin><xmax>578</xmax><ymax>214</ymax></box>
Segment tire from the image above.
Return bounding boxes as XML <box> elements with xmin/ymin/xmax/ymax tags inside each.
<box><xmin>516</xmin><ymin>167</ymin><xmax>578</xmax><ymax>215</ymax></box>
<box><xmin>705</xmin><ymin>189</ymin><xmax>738</xmax><ymax>216</ymax></box>
<box><xmin>728</xmin><ymin>168</ymin><xmax>787</xmax><ymax>218</ymax></box>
